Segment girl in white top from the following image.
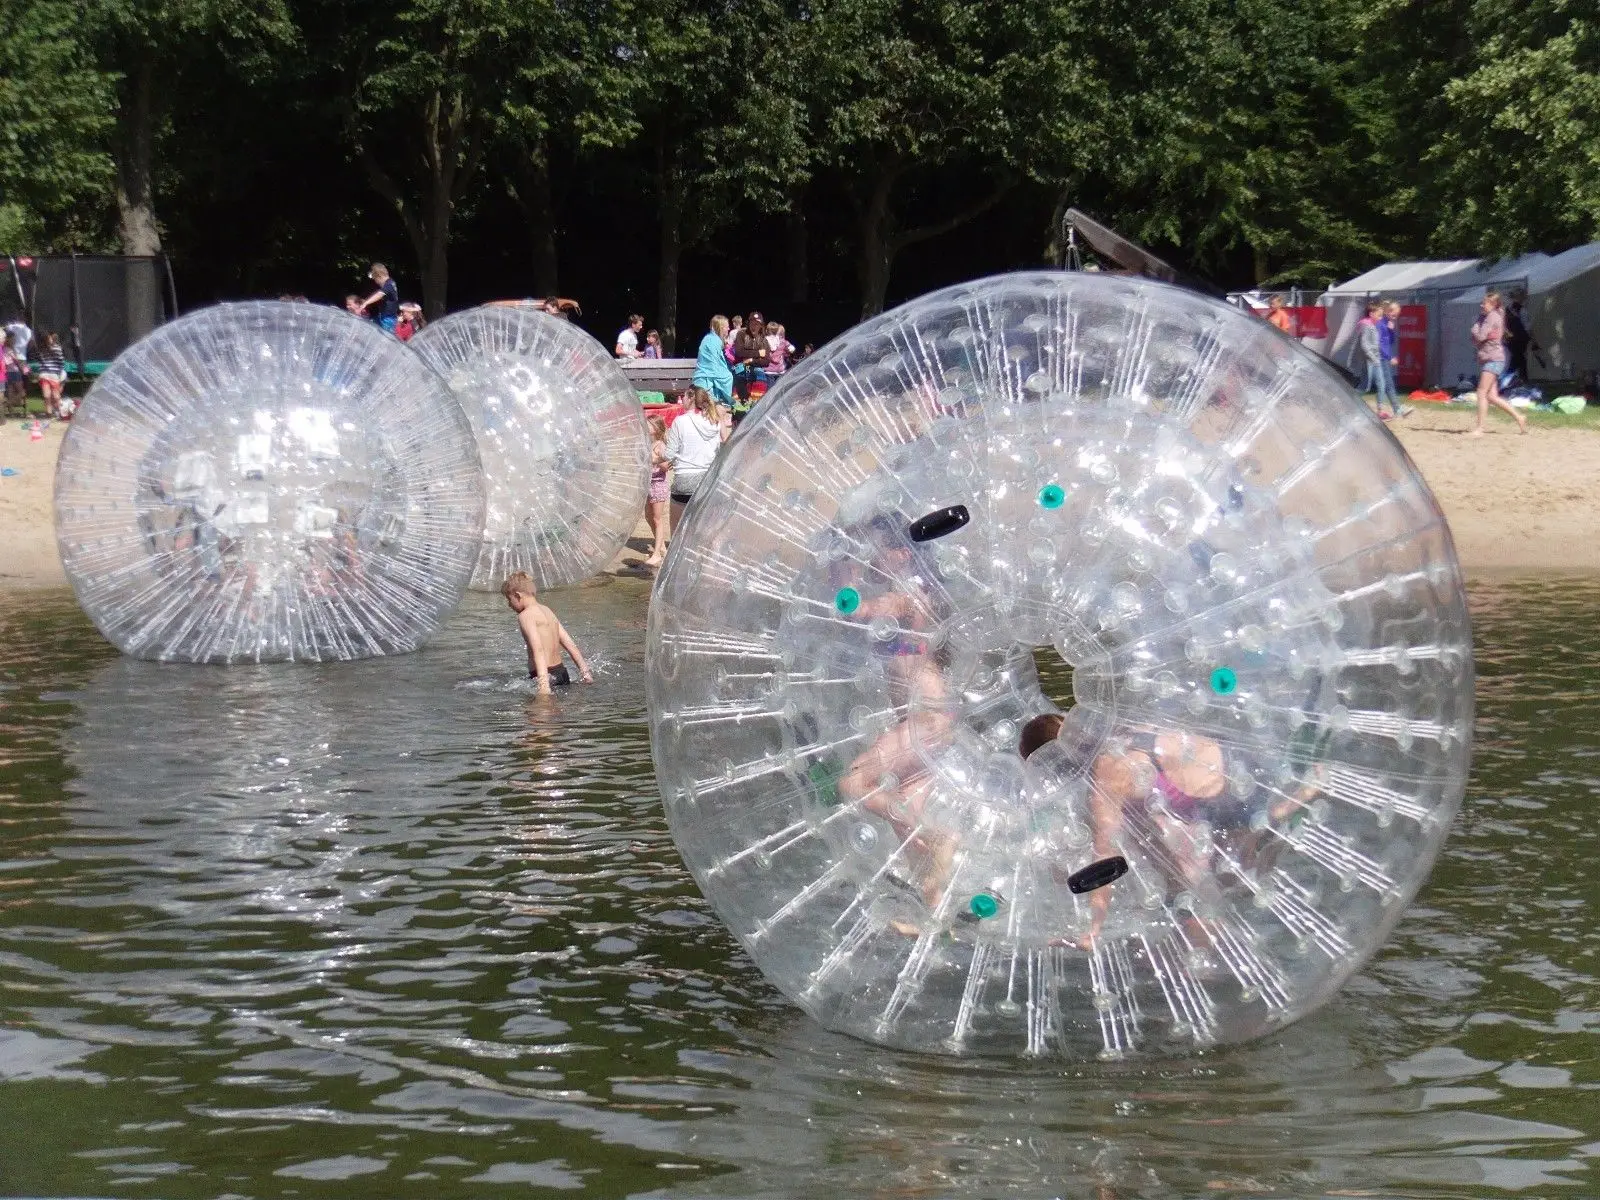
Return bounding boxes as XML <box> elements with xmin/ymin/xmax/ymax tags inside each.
<box><xmin>664</xmin><ymin>386</ymin><xmax>730</xmax><ymax>529</ymax></box>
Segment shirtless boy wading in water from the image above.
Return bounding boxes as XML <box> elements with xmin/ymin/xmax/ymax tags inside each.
<box><xmin>501</xmin><ymin>572</ymin><xmax>594</xmax><ymax>694</ymax></box>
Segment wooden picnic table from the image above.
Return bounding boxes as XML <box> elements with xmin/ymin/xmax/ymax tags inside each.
<box><xmin>618</xmin><ymin>358</ymin><xmax>697</xmax><ymax>394</ymax></box>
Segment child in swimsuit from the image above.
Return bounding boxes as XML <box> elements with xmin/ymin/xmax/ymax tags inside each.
<box><xmin>835</xmin><ymin>536</ymin><xmax>957</xmax><ymax>909</ymax></box>
<box><xmin>502</xmin><ymin>570</ymin><xmax>593</xmax><ymax>695</ymax></box>
<box><xmin>644</xmin><ymin>414</ymin><xmax>670</xmax><ymax>567</ymax></box>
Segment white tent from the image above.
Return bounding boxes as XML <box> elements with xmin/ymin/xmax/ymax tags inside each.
<box><xmin>1439</xmin><ymin>243</ymin><xmax>1600</xmax><ymax>388</ymax></box>
<box><xmin>1312</xmin><ymin>254</ymin><xmax>1548</xmax><ymax>390</ymax></box>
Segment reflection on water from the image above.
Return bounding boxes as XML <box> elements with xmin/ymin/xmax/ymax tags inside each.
<box><xmin>0</xmin><ymin>576</ymin><xmax>1595</xmax><ymax>1197</ymax></box>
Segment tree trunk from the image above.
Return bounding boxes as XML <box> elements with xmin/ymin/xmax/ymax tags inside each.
<box><xmin>350</xmin><ymin>88</ymin><xmax>482</xmax><ymax>321</ymax></box>
<box><xmin>656</xmin><ymin>135</ymin><xmax>685</xmax><ymax>356</ymax></box>
<box><xmin>114</xmin><ymin>58</ymin><xmax>161</xmax><ymax>256</ymax></box>
<box><xmin>868</xmin><ymin>172</ymin><xmax>1015</xmax><ymax>316</ymax></box>
<box><xmin>857</xmin><ymin>170</ymin><xmax>896</xmax><ymax>319</ymax></box>
<box><xmin>420</xmin><ymin>171</ymin><xmax>451</xmax><ymax>319</ymax></box>
<box><xmin>113</xmin><ymin>56</ymin><xmax>162</xmax><ymax>345</ymax></box>
<box><xmin>518</xmin><ymin>137</ymin><xmax>559</xmax><ymax>297</ymax></box>
<box><xmin>786</xmin><ymin>206</ymin><xmax>808</xmax><ymax>305</ymax></box>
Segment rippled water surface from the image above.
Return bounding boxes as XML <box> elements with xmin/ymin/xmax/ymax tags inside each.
<box><xmin>0</xmin><ymin>576</ymin><xmax>1595</xmax><ymax>1198</ymax></box>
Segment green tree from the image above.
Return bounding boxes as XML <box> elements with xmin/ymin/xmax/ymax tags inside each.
<box><xmin>786</xmin><ymin>0</ymin><xmax>1110</xmax><ymax>317</ymax></box>
<box><xmin>0</xmin><ymin>0</ymin><xmax>117</xmax><ymax>250</ymax></box>
<box><xmin>1431</xmin><ymin>0</ymin><xmax>1600</xmax><ymax>255</ymax></box>
<box><xmin>79</xmin><ymin>0</ymin><xmax>293</xmax><ymax>256</ymax></box>
<box><xmin>601</xmin><ymin>0</ymin><xmax>803</xmax><ymax>351</ymax></box>
<box><xmin>329</xmin><ymin>0</ymin><xmax>594</xmax><ymax>316</ymax></box>
<box><xmin>1080</xmin><ymin>0</ymin><xmax>1393</xmax><ymax>287</ymax></box>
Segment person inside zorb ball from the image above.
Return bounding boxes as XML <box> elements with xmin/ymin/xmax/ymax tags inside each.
<box><xmin>647</xmin><ymin>272</ymin><xmax>1473</xmax><ymax>1059</ymax></box>
<box><xmin>410</xmin><ymin>305</ymin><xmax>651</xmax><ymax>590</ymax></box>
<box><xmin>54</xmin><ymin>301</ymin><xmax>485</xmax><ymax>665</ymax></box>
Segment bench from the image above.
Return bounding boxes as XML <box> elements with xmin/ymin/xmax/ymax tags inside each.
<box><xmin>618</xmin><ymin>358</ymin><xmax>697</xmax><ymax>395</ymax></box>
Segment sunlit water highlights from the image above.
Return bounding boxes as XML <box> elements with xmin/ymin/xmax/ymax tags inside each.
<box><xmin>0</xmin><ymin>576</ymin><xmax>1594</xmax><ymax>1197</ymax></box>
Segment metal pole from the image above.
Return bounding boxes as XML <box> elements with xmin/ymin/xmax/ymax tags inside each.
<box><xmin>7</xmin><ymin>255</ymin><xmax>24</xmax><ymax>318</ymax></box>
<box><xmin>69</xmin><ymin>252</ymin><xmax>84</xmax><ymax>377</ymax></box>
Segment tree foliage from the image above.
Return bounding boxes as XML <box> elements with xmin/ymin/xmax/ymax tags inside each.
<box><xmin>1431</xmin><ymin>0</ymin><xmax>1600</xmax><ymax>254</ymax></box>
<box><xmin>5</xmin><ymin>0</ymin><xmax>1596</xmax><ymax>323</ymax></box>
<box><xmin>0</xmin><ymin>0</ymin><xmax>117</xmax><ymax>249</ymax></box>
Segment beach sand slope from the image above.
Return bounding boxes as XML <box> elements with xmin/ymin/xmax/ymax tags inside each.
<box><xmin>2</xmin><ymin>406</ymin><xmax>1594</xmax><ymax>591</ymax></box>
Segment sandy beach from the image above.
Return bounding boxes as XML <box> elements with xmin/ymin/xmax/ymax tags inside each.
<box><xmin>3</xmin><ymin>405</ymin><xmax>1595</xmax><ymax>592</ymax></box>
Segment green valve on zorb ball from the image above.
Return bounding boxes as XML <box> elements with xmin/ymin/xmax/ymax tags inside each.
<box><xmin>1038</xmin><ymin>483</ymin><xmax>1066</xmax><ymax>509</ymax></box>
<box><xmin>834</xmin><ymin>586</ymin><xmax>861</xmax><ymax>615</ymax></box>
<box><xmin>969</xmin><ymin>893</ymin><xmax>999</xmax><ymax>919</ymax></box>
<box><xmin>1210</xmin><ymin>666</ymin><xmax>1238</xmax><ymax>695</ymax></box>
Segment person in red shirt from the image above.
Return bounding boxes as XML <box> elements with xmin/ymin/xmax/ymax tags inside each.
<box><xmin>395</xmin><ymin>302</ymin><xmax>424</xmax><ymax>341</ymax></box>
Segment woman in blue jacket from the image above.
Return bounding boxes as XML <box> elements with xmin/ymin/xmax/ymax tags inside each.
<box><xmin>692</xmin><ymin>315</ymin><xmax>734</xmax><ymax>408</ymax></box>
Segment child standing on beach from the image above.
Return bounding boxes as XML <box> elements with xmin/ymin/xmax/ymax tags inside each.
<box><xmin>644</xmin><ymin>413</ymin><xmax>670</xmax><ymax>567</ymax></box>
<box><xmin>36</xmin><ymin>333</ymin><xmax>67</xmax><ymax>417</ymax></box>
<box><xmin>2</xmin><ymin>331</ymin><xmax>25</xmax><ymax>416</ymax></box>
<box><xmin>502</xmin><ymin>571</ymin><xmax>593</xmax><ymax>694</ymax></box>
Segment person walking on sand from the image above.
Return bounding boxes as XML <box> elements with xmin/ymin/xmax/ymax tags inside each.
<box><xmin>1469</xmin><ymin>290</ymin><xmax>1526</xmax><ymax>437</ymax></box>
<box><xmin>643</xmin><ymin>413</ymin><xmax>670</xmax><ymax>567</ymax></box>
<box><xmin>1379</xmin><ymin>301</ymin><xmax>1413</xmax><ymax>418</ymax></box>
<box><xmin>1357</xmin><ymin>302</ymin><xmax>1399</xmax><ymax>420</ymax></box>
<box><xmin>663</xmin><ymin>386</ymin><xmax>730</xmax><ymax>532</ymax></box>
<box><xmin>35</xmin><ymin>332</ymin><xmax>67</xmax><ymax>418</ymax></box>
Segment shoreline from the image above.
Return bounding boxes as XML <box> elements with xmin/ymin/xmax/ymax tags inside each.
<box><xmin>5</xmin><ymin>405</ymin><xmax>1597</xmax><ymax>593</ymax></box>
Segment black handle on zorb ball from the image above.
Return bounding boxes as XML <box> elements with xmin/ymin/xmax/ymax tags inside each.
<box><xmin>908</xmin><ymin>505</ymin><xmax>971</xmax><ymax>543</ymax></box>
<box><xmin>1067</xmin><ymin>855</ymin><xmax>1128</xmax><ymax>894</ymax></box>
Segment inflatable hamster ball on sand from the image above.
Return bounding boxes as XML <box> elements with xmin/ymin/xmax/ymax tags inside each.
<box><xmin>54</xmin><ymin>302</ymin><xmax>485</xmax><ymax>665</ymax></box>
<box><xmin>646</xmin><ymin>272</ymin><xmax>1472</xmax><ymax>1059</ymax></box>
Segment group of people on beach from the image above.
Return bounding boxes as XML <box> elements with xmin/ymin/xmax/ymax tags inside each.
<box><xmin>616</xmin><ymin>310</ymin><xmax>804</xmax><ymax>411</ymax></box>
<box><xmin>622</xmin><ymin>311</ymin><xmax>808</xmax><ymax>568</ymax></box>
<box><xmin>1268</xmin><ymin>288</ymin><xmax>1539</xmax><ymax>436</ymax></box>
<box><xmin>1</xmin><ymin>318</ymin><xmax>72</xmax><ymax>421</ymax></box>
<box><xmin>1353</xmin><ymin>300</ymin><xmax>1416</xmax><ymax>422</ymax></box>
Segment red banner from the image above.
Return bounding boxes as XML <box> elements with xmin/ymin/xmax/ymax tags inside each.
<box><xmin>1396</xmin><ymin>306</ymin><xmax>1427</xmax><ymax>390</ymax></box>
<box><xmin>1253</xmin><ymin>305</ymin><xmax>1328</xmax><ymax>338</ymax></box>
<box><xmin>1293</xmin><ymin>306</ymin><xmax>1328</xmax><ymax>339</ymax></box>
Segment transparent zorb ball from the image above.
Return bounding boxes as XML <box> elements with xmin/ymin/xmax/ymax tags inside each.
<box><xmin>410</xmin><ymin>306</ymin><xmax>651</xmax><ymax>589</ymax></box>
<box><xmin>646</xmin><ymin>273</ymin><xmax>1472</xmax><ymax>1059</ymax></box>
<box><xmin>54</xmin><ymin>302</ymin><xmax>485</xmax><ymax>664</ymax></box>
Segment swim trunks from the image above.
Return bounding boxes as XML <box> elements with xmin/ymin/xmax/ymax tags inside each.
<box><xmin>531</xmin><ymin>663</ymin><xmax>572</xmax><ymax>686</ymax></box>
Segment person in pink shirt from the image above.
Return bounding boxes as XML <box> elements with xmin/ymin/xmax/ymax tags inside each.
<box><xmin>1469</xmin><ymin>290</ymin><xmax>1526</xmax><ymax>437</ymax></box>
<box><xmin>765</xmin><ymin>321</ymin><xmax>795</xmax><ymax>378</ymax></box>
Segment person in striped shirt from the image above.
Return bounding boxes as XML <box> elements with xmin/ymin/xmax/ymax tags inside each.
<box><xmin>36</xmin><ymin>332</ymin><xmax>68</xmax><ymax>418</ymax></box>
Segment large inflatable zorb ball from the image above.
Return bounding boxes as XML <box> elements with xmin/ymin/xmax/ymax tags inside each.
<box><xmin>410</xmin><ymin>306</ymin><xmax>651</xmax><ymax>590</ymax></box>
<box><xmin>55</xmin><ymin>302</ymin><xmax>485</xmax><ymax>664</ymax></box>
<box><xmin>646</xmin><ymin>272</ymin><xmax>1473</xmax><ymax>1059</ymax></box>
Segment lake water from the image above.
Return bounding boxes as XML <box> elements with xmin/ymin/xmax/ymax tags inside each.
<box><xmin>0</xmin><ymin>576</ymin><xmax>1595</xmax><ymax>1198</ymax></box>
